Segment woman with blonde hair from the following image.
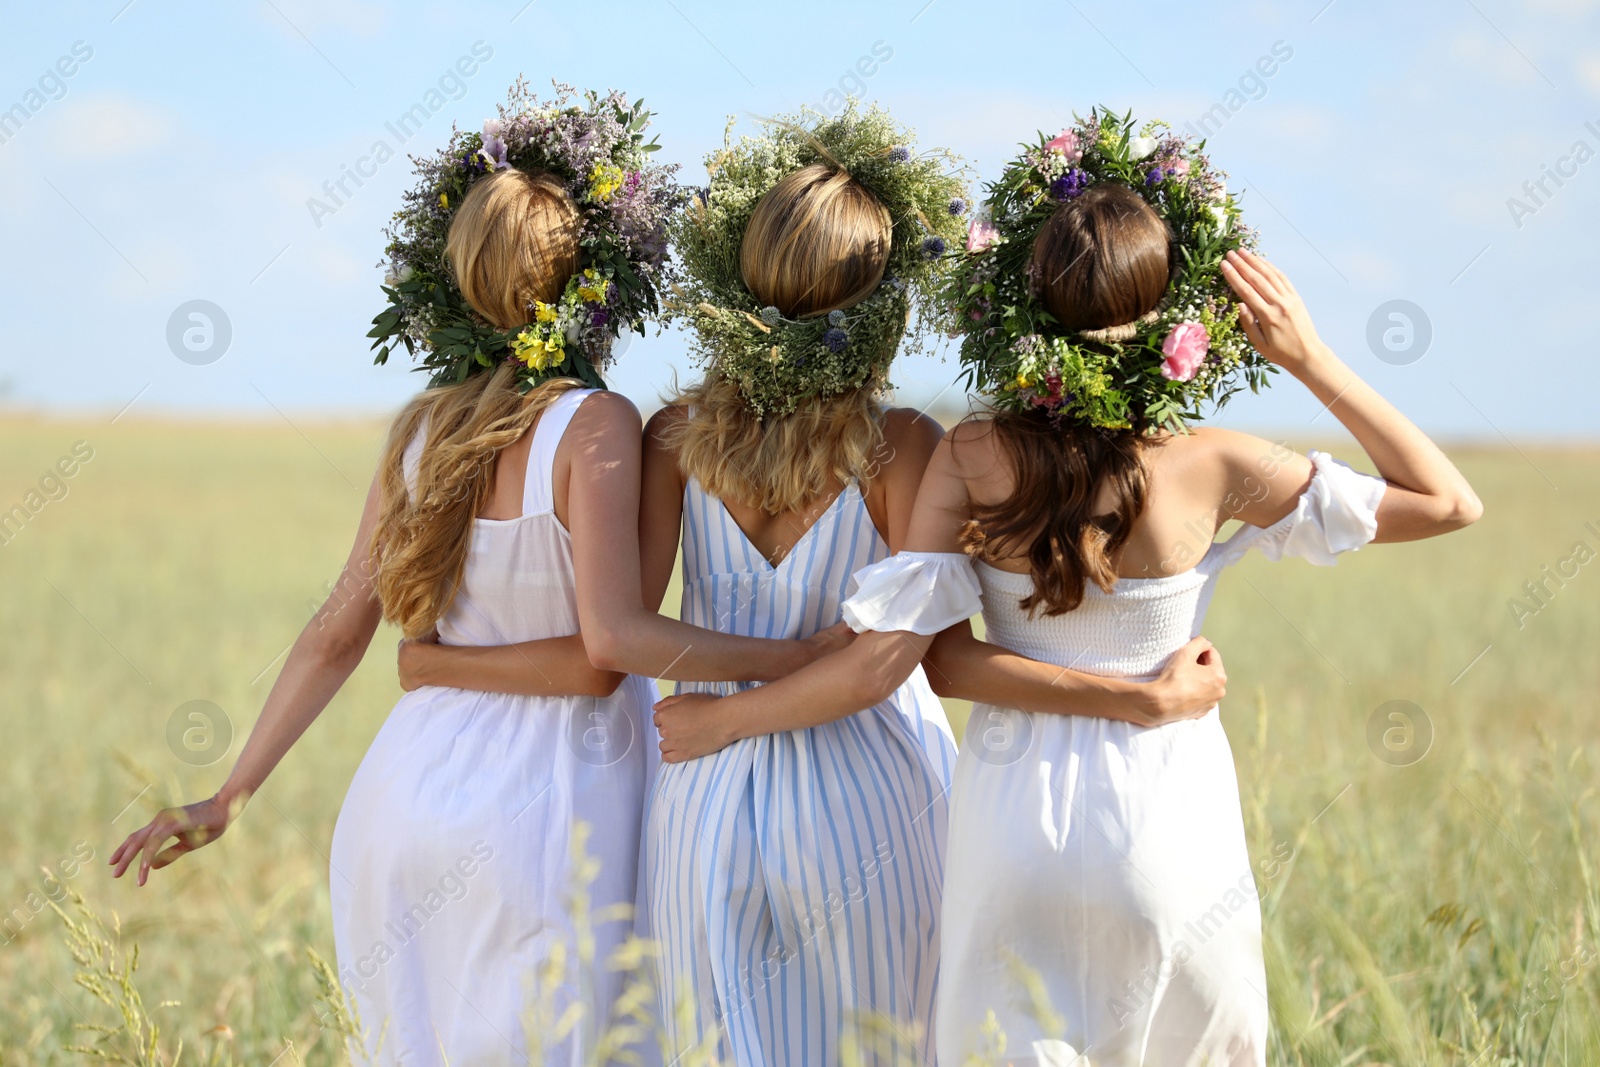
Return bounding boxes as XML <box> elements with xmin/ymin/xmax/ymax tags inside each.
<box><xmin>406</xmin><ymin>105</ymin><xmax>1227</xmax><ymax>1064</ymax></box>
<box><xmin>655</xmin><ymin>113</ymin><xmax>1482</xmax><ymax>1065</ymax></box>
<box><xmin>108</xmin><ymin>88</ymin><xmax>848</xmax><ymax>1066</ymax></box>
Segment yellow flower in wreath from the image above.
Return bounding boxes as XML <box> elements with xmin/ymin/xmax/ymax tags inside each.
<box><xmin>576</xmin><ymin>268</ymin><xmax>609</xmax><ymax>304</ymax></box>
<box><xmin>587</xmin><ymin>162</ymin><xmax>625</xmax><ymax>203</ymax></box>
<box><xmin>534</xmin><ymin>301</ymin><xmax>558</xmax><ymax>324</ymax></box>
<box><xmin>512</xmin><ymin>327</ymin><xmax>563</xmax><ymax>371</ymax></box>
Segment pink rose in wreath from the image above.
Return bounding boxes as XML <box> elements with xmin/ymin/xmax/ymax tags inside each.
<box><xmin>1160</xmin><ymin>322</ymin><xmax>1209</xmax><ymax>382</ymax></box>
<box><xmin>967</xmin><ymin>218</ymin><xmax>1000</xmax><ymax>253</ymax></box>
<box><xmin>1044</xmin><ymin>128</ymin><xmax>1083</xmax><ymax>164</ymax></box>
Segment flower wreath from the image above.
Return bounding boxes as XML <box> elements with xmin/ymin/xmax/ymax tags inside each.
<box><xmin>369</xmin><ymin>79</ymin><xmax>681</xmax><ymax>392</ymax></box>
<box><xmin>668</xmin><ymin>102</ymin><xmax>969</xmax><ymax>419</ymax></box>
<box><xmin>948</xmin><ymin>108</ymin><xmax>1274</xmax><ymax>431</ymax></box>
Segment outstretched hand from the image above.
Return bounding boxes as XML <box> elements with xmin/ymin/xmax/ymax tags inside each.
<box><xmin>1144</xmin><ymin>636</ymin><xmax>1227</xmax><ymax>725</ymax></box>
<box><xmin>109</xmin><ymin>793</ymin><xmax>239</xmax><ymax>886</ymax></box>
<box><xmin>1221</xmin><ymin>249</ymin><xmax>1326</xmax><ymax>374</ymax></box>
<box><xmin>653</xmin><ymin>692</ymin><xmax>737</xmax><ymax>763</ymax></box>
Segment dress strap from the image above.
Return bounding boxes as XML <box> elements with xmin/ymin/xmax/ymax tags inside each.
<box><xmin>401</xmin><ymin>411</ymin><xmax>432</xmax><ymax>503</ymax></box>
<box><xmin>522</xmin><ymin>387</ymin><xmax>596</xmax><ymax>517</ymax></box>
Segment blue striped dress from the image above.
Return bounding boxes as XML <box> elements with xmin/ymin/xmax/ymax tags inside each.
<box><xmin>643</xmin><ymin>477</ymin><xmax>956</xmax><ymax>1066</ymax></box>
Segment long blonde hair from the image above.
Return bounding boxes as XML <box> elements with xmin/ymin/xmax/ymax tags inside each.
<box><xmin>370</xmin><ymin>169</ymin><xmax>582</xmax><ymax>638</ymax></box>
<box><xmin>674</xmin><ymin>162</ymin><xmax>894</xmax><ymax>512</ymax></box>
<box><xmin>665</xmin><ymin>375</ymin><xmax>884</xmax><ymax>514</ymax></box>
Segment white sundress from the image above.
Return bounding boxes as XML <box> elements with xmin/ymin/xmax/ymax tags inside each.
<box><xmin>330</xmin><ymin>388</ymin><xmax>660</xmax><ymax>1066</ymax></box>
<box><xmin>842</xmin><ymin>451</ymin><xmax>1387</xmax><ymax>1067</ymax></box>
<box><xmin>643</xmin><ymin>477</ymin><xmax>958</xmax><ymax>1066</ymax></box>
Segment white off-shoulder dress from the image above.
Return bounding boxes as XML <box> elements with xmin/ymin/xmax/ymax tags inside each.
<box><xmin>330</xmin><ymin>388</ymin><xmax>660</xmax><ymax>1066</ymax></box>
<box><xmin>841</xmin><ymin>451</ymin><xmax>1386</xmax><ymax>1067</ymax></box>
<box><xmin>643</xmin><ymin>478</ymin><xmax>957</xmax><ymax>1066</ymax></box>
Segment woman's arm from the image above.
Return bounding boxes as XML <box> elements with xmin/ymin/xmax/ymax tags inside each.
<box><xmin>925</xmin><ymin>624</ymin><xmax>1225</xmax><ymax>725</ymax></box>
<box><xmin>566</xmin><ymin>393</ymin><xmax>850</xmax><ymax>682</ymax></box>
<box><xmin>398</xmin><ymin>632</ymin><xmax>625</xmax><ymax>697</ymax></box>
<box><xmin>654</xmin><ymin>427</ymin><xmax>1228</xmax><ymax>761</ymax></box>
<box><xmin>655</xmin><ymin>628</ymin><xmax>933</xmax><ymax>761</ymax></box>
<box><xmin>111</xmin><ymin>475</ymin><xmax>389</xmax><ymax>884</ymax></box>
<box><xmin>1222</xmin><ymin>249</ymin><xmax>1482</xmax><ymax>540</ymax></box>
<box><xmin>637</xmin><ymin>405</ymin><xmax>687</xmax><ymax>613</ymax></box>
<box><xmin>394</xmin><ymin>403</ymin><xmax>845</xmax><ymax>695</ymax></box>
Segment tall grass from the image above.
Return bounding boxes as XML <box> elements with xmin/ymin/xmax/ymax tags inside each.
<box><xmin>1</xmin><ymin>416</ymin><xmax>1596</xmax><ymax>1063</ymax></box>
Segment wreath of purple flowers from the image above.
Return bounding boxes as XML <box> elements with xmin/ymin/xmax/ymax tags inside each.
<box><xmin>369</xmin><ymin>79</ymin><xmax>682</xmax><ymax>392</ymax></box>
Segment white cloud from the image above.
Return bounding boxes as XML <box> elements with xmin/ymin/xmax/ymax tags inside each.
<box><xmin>35</xmin><ymin>94</ymin><xmax>173</xmax><ymax>160</ymax></box>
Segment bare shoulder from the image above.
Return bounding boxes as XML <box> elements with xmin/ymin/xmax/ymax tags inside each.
<box><xmin>1150</xmin><ymin>426</ymin><xmax>1312</xmax><ymax>515</ymax></box>
<box><xmin>643</xmin><ymin>402</ymin><xmax>689</xmax><ymax>442</ymax></box>
<box><xmin>882</xmin><ymin>404</ymin><xmax>943</xmax><ymax>436</ymax></box>
<box><xmin>569</xmin><ymin>388</ymin><xmax>643</xmax><ymax>436</ymax></box>
<box><xmin>939</xmin><ymin>416</ymin><xmax>1005</xmax><ymax>478</ymax></box>
<box><xmin>880</xmin><ymin>405</ymin><xmax>945</xmax><ymax>456</ymax></box>
<box><xmin>641</xmin><ymin>403</ymin><xmax>687</xmax><ymax>494</ymax></box>
<box><xmin>1155</xmin><ymin>425</ymin><xmax>1277</xmax><ymax>476</ymax></box>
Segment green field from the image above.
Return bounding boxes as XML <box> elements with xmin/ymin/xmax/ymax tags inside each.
<box><xmin>1</xmin><ymin>414</ymin><xmax>1597</xmax><ymax>1065</ymax></box>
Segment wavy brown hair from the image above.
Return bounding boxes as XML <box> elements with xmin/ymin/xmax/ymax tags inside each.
<box><xmin>369</xmin><ymin>169</ymin><xmax>582</xmax><ymax>638</ymax></box>
<box><xmin>673</xmin><ymin>162</ymin><xmax>895</xmax><ymax>512</ymax></box>
<box><xmin>965</xmin><ymin>183</ymin><xmax>1172</xmax><ymax>615</ymax></box>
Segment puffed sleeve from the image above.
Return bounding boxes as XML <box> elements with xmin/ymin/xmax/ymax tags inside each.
<box><xmin>841</xmin><ymin>551</ymin><xmax>984</xmax><ymax>635</ymax></box>
<box><xmin>1213</xmin><ymin>450</ymin><xmax>1387</xmax><ymax>568</ymax></box>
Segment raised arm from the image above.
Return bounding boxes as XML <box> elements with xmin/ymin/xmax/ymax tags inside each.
<box><xmin>653</xmin><ymin>423</ymin><xmax>1227</xmax><ymax>762</ymax></box>
<box><xmin>111</xmin><ymin>474</ymin><xmax>389</xmax><ymax>884</ymax></box>
<box><xmin>1222</xmin><ymin>249</ymin><xmax>1482</xmax><ymax>540</ymax></box>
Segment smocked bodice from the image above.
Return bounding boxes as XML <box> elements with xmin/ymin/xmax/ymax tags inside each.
<box><xmin>842</xmin><ymin>450</ymin><xmax>1389</xmax><ymax>680</ymax></box>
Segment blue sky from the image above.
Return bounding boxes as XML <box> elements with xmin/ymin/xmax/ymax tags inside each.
<box><xmin>2</xmin><ymin>0</ymin><xmax>1597</xmax><ymax>437</ymax></box>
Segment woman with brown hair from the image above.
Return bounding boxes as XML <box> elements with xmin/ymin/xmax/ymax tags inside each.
<box><xmin>653</xmin><ymin>117</ymin><xmax>1481</xmax><ymax>1064</ymax></box>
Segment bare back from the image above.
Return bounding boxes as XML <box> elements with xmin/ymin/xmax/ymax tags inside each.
<box><xmin>943</xmin><ymin>421</ymin><xmax>1318</xmax><ymax>579</ymax></box>
<box><xmin>640</xmin><ymin>404</ymin><xmax>943</xmax><ymax>607</ymax></box>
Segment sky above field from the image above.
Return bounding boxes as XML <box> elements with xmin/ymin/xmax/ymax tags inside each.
<box><xmin>2</xmin><ymin>0</ymin><xmax>1598</xmax><ymax>437</ymax></box>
